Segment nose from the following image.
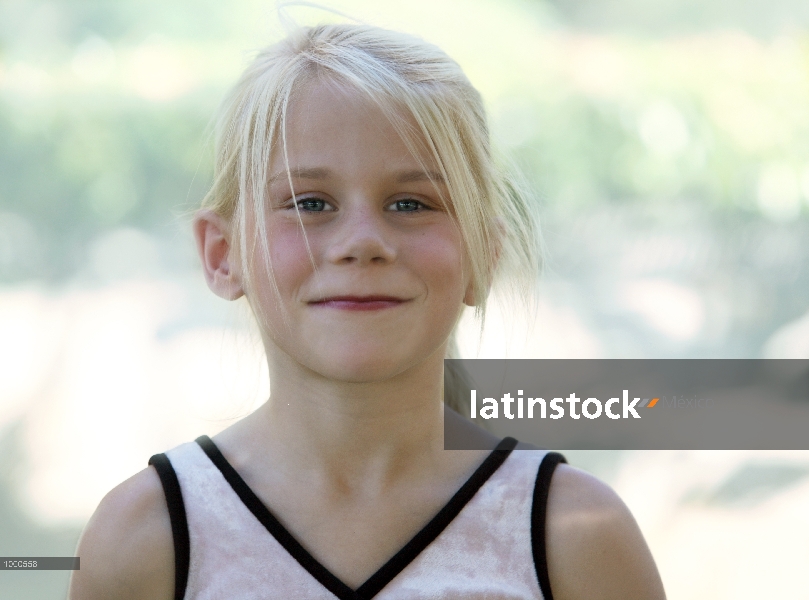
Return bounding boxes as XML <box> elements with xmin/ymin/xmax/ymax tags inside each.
<box><xmin>325</xmin><ymin>201</ymin><xmax>397</xmax><ymax>266</ymax></box>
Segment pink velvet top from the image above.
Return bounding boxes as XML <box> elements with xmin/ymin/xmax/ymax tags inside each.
<box><xmin>163</xmin><ymin>439</ymin><xmax>551</xmax><ymax>599</ymax></box>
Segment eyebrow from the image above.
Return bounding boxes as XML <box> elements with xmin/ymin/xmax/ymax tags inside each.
<box><xmin>266</xmin><ymin>167</ymin><xmax>446</xmax><ymax>185</ymax></box>
<box><xmin>267</xmin><ymin>167</ymin><xmax>331</xmax><ymax>184</ymax></box>
<box><xmin>395</xmin><ymin>170</ymin><xmax>446</xmax><ymax>184</ymax></box>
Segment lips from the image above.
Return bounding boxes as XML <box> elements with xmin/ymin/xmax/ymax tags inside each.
<box><xmin>308</xmin><ymin>295</ymin><xmax>408</xmax><ymax>311</ymax></box>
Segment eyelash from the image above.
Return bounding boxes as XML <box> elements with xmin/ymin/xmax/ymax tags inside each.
<box><xmin>387</xmin><ymin>198</ymin><xmax>430</xmax><ymax>212</ymax></box>
<box><xmin>294</xmin><ymin>197</ymin><xmax>332</xmax><ymax>212</ymax></box>
<box><xmin>290</xmin><ymin>197</ymin><xmax>431</xmax><ymax>212</ymax></box>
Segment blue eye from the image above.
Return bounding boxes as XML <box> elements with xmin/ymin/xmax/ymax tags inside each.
<box><xmin>391</xmin><ymin>199</ymin><xmax>425</xmax><ymax>212</ymax></box>
<box><xmin>297</xmin><ymin>198</ymin><xmax>329</xmax><ymax>212</ymax></box>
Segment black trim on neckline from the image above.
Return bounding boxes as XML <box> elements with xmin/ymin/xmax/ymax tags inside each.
<box><xmin>195</xmin><ymin>436</ymin><xmax>358</xmax><ymax>599</ymax></box>
<box><xmin>195</xmin><ymin>435</ymin><xmax>518</xmax><ymax>600</ymax></box>
<box><xmin>149</xmin><ymin>453</ymin><xmax>190</xmax><ymax>600</ymax></box>
<box><xmin>356</xmin><ymin>436</ymin><xmax>518</xmax><ymax>598</ymax></box>
<box><xmin>531</xmin><ymin>451</ymin><xmax>567</xmax><ymax>600</ymax></box>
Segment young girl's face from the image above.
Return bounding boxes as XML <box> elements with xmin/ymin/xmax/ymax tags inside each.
<box><xmin>246</xmin><ymin>80</ymin><xmax>473</xmax><ymax>383</ymax></box>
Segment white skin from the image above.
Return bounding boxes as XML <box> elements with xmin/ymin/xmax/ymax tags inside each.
<box><xmin>70</xmin><ymin>80</ymin><xmax>666</xmax><ymax>599</ymax></box>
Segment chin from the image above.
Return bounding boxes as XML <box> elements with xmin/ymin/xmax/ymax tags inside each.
<box><xmin>276</xmin><ymin>330</ymin><xmax>449</xmax><ymax>384</ymax></box>
<box><xmin>318</xmin><ymin>355</ymin><xmax>412</xmax><ymax>384</ymax></box>
<box><xmin>307</xmin><ymin>341</ymin><xmax>431</xmax><ymax>384</ymax></box>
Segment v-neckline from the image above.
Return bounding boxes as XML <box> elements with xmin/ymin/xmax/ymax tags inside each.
<box><xmin>195</xmin><ymin>435</ymin><xmax>517</xmax><ymax>600</ymax></box>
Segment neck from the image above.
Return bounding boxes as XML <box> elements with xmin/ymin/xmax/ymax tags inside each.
<box><xmin>250</xmin><ymin>343</ymin><xmax>449</xmax><ymax>490</ymax></box>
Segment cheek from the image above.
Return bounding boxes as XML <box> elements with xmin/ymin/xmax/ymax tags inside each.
<box><xmin>410</xmin><ymin>228</ymin><xmax>468</xmax><ymax>299</ymax></box>
<box><xmin>248</xmin><ymin>221</ymin><xmax>312</xmax><ymax>306</ymax></box>
<box><xmin>271</xmin><ymin>226</ymin><xmax>311</xmax><ymax>287</ymax></box>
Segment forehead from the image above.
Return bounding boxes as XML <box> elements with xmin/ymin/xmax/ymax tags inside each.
<box><xmin>274</xmin><ymin>79</ymin><xmax>437</xmax><ymax>174</ymax></box>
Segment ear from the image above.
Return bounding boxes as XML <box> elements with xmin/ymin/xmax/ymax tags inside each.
<box><xmin>463</xmin><ymin>280</ymin><xmax>477</xmax><ymax>307</ymax></box>
<box><xmin>193</xmin><ymin>209</ymin><xmax>244</xmax><ymax>300</ymax></box>
<box><xmin>463</xmin><ymin>217</ymin><xmax>505</xmax><ymax>307</ymax></box>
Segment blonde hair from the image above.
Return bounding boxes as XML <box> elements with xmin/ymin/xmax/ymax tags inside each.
<box><xmin>202</xmin><ymin>23</ymin><xmax>540</xmax><ymax>414</ymax></box>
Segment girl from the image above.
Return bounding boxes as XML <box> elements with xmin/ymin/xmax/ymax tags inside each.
<box><xmin>70</xmin><ymin>23</ymin><xmax>666</xmax><ymax>600</ymax></box>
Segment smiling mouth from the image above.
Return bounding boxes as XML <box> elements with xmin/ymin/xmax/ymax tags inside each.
<box><xmin>309</xmin><ymin>295</ymin><xmax>408</xmax><ymax>311</ymax></box>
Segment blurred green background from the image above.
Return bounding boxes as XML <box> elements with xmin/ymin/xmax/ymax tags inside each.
<box><xmin>1</xmin><ymin>0</ymin><xmax>809</xmax><ymax>597</ymax></box>
<box><xmin>2</xmin><ymin>0</ymin><xmax>809</xmax><ymax>353</ymax></box>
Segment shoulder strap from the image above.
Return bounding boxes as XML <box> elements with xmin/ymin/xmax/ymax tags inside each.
<box><xmin>149</xmin><ymin>453</ymin><xmax>190</xmax><ymax>600</ymax></box>
<box><xmin>531</xmin><ymin>451</ymin><xmax>567</xmax><ymax>600</ymax></box>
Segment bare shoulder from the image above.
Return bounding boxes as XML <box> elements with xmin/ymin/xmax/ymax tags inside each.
<box><xmin>545</xmin><ymin>463</ymin><xmax>666</xmax><ymax>600</ymax></box>
<box><xmin>69</xmin><ymin>466</ymin><xmax>174</xmax><ymax>600</ymax></box>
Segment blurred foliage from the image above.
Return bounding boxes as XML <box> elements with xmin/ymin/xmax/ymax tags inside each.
<box><xmin>1</xmin><ymin>0</ymin><xmax>809</xmax><ymax>284</ymax></box>
<box><xmin>0</xmin><ymin>0</ymin><xmax>247</xmax><ymax>282</ymax></box>
<box><xmin>0</xmin><ymin>0</ymin><xmax>807</xmax><ymax>363</ymax></box>
<box><xmin>0</xmin><ymin>100</ymin><xmax>213</xmax><ymax>279</ymax></box>
<box><xmin>546</xmin><ymin>0</ymin><xmax>809</xmax><ymax>37</ymax></box>
<box><xmin>492</xmin><ymin>32</ymin><xmax>809</xmax><ymax>212</ymax></box>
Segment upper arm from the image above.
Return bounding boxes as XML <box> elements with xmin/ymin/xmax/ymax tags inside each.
<box><xmin>545</xmin><ymin>464</ymin><xmax>666</xmax><ymax>600</ymax></box>
<box><xmin>69</xmin><ymin>466</ymin><xmax>175</xmax><ymax>600</ymax></box>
